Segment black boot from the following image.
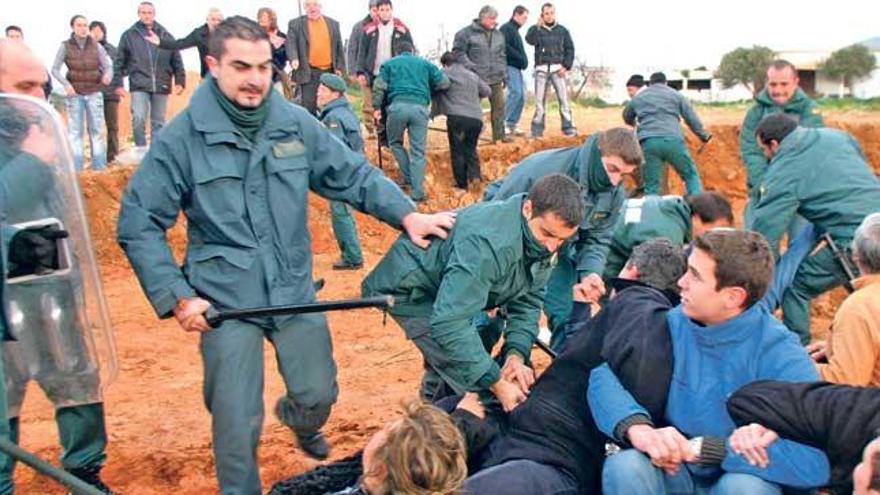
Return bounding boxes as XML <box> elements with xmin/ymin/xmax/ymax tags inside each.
<box><xmin>67</xmin><ymin>464</ymin><xmax>116</xmax><ymax>494</ymax></box>
<box><xmin>295</xmin><ymin>431</ymin><xmax>331</xmax><ymax>460</ymax></box>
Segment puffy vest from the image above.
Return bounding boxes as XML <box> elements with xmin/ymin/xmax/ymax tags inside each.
<box><xmin>64</xmin><ymin>36</ymin><xmax>102</xmax><ymax>95</ymax></box>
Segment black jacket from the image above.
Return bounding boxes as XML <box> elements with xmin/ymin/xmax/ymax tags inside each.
<box><xmin>98</xmin><ymin>41</ymin><xmax>121</xmax><ymax>101</ymax></box>
<box><xmin>356</xmin><ymin>18</ymin><xmax>413</xmax><ymax>79</ymax></box>
<box><xmin>285</xmin><ymin>15</ymin><xmax>346</xmax><ymax>84</ymax></box>
<box><xmin>729</xmin><ymin>381</ymin><xmax>880</xmax><ymax>494</ymax></box>
<box><xmin>499</xmin><ymin>19</ymin><xmax>528</xmax><ymax>70</ymax></box>
<box><xmin>113</xmin><ymin>21</ymin><xmax>185</xmax><ymax>94</ymax></box>
<box><xmin>489</xmin><ymin>283</ymin><xmax>676</xmax><ymax>493</ymax></box>
<box><xmin>525</xmin><ymin>23</ymin><xmax>575</xmax><ymax>70</ymax></box>
<box><xmin>158</xmin><ymin>23</ymin><xmax>209</xmax><ymax>77</ymax></box>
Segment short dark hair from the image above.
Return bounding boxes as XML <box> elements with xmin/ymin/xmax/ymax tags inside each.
<box><xmin>397</xmin><ymin>40</ymin><xmax>414</xmax><ymax>54</ymax></box>
<box><xmin>4</xmin><ymin>26</ymin><xmax>22</xmax><ymax>36</ymax></box>
<box><xmin>768</xmin><ymin>59</ymin><xmax>797</xmax><ymax>74</ymax></box>
<box><xmin>512</xmin><ymin>5</ymin><xmax>529</xmax><ymax>16</ymax></box>
<box><xmin>693</xmin><ymin>230</ymin><xmax>774</xmax><ymax>309</ymax></box>
<box><xmin>649</xmin><ymin>72</ymin><xmax>667</xmax><ymax>85</ymax></box>
<box><xmin>756</xmin><ymin>114</ymin><xmax>798</xmax><ymax>147</ymax></box>
<box><xmin>541</xmin><ymin>2</ymin><xmax>554</xmax><ymax>12</ymax></box>
<box><xmin>440</xmin><ymin>51</ymin><xmax>461</xmax><ymax>67</ymax></box>
<box><xmin>626</xmin><ymin>238</ymin><xmax>687</xmax><ymax>294</ymax></box>
<box><xmin>207</xmin><ymin>16</ymin><xmax>270</xmax><ymax>59</ymax></box>
<box><xmin>599</xmin><ymin>127</ymin><xmax>643</xmax><ymax>166</ymax></box>
<box><xmin>376</xmin><ymin>0</ymin><xmax>393</xmax><ymax>7</ymax></box>
<box><xmin>528</xmin><ymin>174</ymin><xmax>585</xmax><ymax>228</ymax></box>
<box><xmin>686</xmin><ymin>192</ymin><xmax>733</xmax><ymax>226</ymax></box>
<box><xmin>89</xmin><ymin>21</ymin><xmax>107</xmax><ymax>39</ymax></box>
<box><xmin>626</xmin><ymin>74</ymin><xmax>645</xmax><ymax>88</ymax></box>
<box><xmin>70</xmin><ymin>15</ymin><xmax>86</xmax><ymax>28</ymax></box>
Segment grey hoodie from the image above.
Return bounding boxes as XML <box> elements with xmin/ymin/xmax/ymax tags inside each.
<box><xmin>433</xmin><ymin>63</ymin><xmax>491</xmax><ymax>121</ymax></box>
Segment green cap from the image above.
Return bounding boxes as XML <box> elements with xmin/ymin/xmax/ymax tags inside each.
<box><xmin>319</xmin><ymin>73</ymin><xmax>347</xmax><ymax>93</ymax></box>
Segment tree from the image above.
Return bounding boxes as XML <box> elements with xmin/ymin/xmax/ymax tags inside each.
<box><xmin>820</xmin><ymin>44</ymin><xmax>877</xmax><ymax>96</ymax></box>
<box><xmin>715</xmin><ymin>45</ymin><xmax>776</xmax><ymax>96</ymax></box>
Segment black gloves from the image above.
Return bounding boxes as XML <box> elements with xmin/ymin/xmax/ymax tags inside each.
<box><xmin>7</xmin><ymin>225</ymin><xmax>69</xmax><ymax>277</ymax></box>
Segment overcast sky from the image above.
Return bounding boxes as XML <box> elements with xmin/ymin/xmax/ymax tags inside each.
<box><xmin>7</xmin><ymin>0</ymin><xmax>879</xmax><ymax>83</ymax></box>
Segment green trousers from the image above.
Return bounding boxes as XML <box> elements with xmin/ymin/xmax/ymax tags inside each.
<box><xmin>0</xmin><ymin>351</ymin><xmax>10</xmax><ymax>495</ymax></box>
<box><xmin>200</xmin><ymin>315</ymin><xmax>338</xmax><ymax>494</ymax></box>
<box><xmin>544</xmin><ymin>254</ymin><xmax>579</xmax><ymax>352</ymax></box>
<box><xmin>781</xmin><ymin>241</ymin><xmax>852</xmax><ymax>345</ymax></box>
<box><xmin>0</xmin><ymin>403</ymin><xmax>107</xmax><ymax>494</ymax></box>
<box><xmin>329</xmin><ymin>201</ymin><xmax>363</xmax><ymax>264</ymax></box>
<box><xmin>641</xmin><ymin>137</ymin><xmax>703</xmax><ymax>195</ymax></box>
<box><xmin>386</xmin><ymin>101</ymin><xmax>428</xmax><ymax>201</ymax></box>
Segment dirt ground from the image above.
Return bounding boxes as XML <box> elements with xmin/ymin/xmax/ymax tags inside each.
<box><xmin>12</xmin><ymin>95</ymin><xmax>880</xmax><ymax>493</ymax></box>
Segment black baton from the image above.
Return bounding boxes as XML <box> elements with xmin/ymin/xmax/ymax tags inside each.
<box><xmin>822</xmin><ymin>233</ymin><xmax>857</xmax><ymax>293</ymax></box>
<box><xmin>205</xmin><ymin>295</ymin><xmax>395</xmax><ymax>328</ymax></box>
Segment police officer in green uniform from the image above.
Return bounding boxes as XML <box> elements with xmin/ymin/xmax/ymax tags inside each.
<box><xmin>623</xmin><ymin>72</ymin><xmax>710</xmax><ymax>196</ymax></box>
<box><xmin>740</xmin><ymin>59</ymin><xmax>823</xmax><ymax>234</ymax></box>
<box><xmin>372</xmin><ymin>40</ymin><xmax>450</xmax><ymax>202</ymax></box>
<box><xmin>601</xmin><ymin>192</ymin><xmax>734</xmax><ymax>281</ymax></box>
<box><xmin>750</xmin><ymin>114</ymin><xmax>880</xmax><ymax>345</ymax></box>
<box><xmin>117</xmin><ymin>18</ymin><xmax>454</xmax><ymax>495</ymax></box>
<box><xmin>483</xmin><ymin>128</ymin><xmax>641</xmax><ymax>350</ymax></box>
<box><xmin>363</xmin><ymin>174</ymin><xmax>583</xmax><ymax>411</ymax></box>
<box><xmin>0</xmin><ymin>45</ymin><xmax>115</xmax><ymax>493</ymax></box>
<box><xmin>317</xmin><ymin>73</ymin><xmax>365</xmax><ymax>270</ymax></box>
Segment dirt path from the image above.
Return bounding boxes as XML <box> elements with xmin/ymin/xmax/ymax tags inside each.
<box><xmin>12</xmin><ymin>107</ymin><xmax>880</xmax><ymax>493</ymax></box>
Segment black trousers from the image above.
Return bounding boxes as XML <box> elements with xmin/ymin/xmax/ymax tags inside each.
<box><xmin>446</xmin><ymin>114</ymin><xmax>483</xmax><ymax>188</ymax></box>
<box><xmin>103</xmin><ymin>98</ymin><xmax>119</xmax><ymax>163</ymax></box>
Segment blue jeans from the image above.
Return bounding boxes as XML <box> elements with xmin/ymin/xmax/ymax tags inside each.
<box><xmin>505</xmin><ymin>66</ymin><xmax>525</xmax><ymax>129</ymax></box>
<box><xmin>758</xmin><ymin>223</ymin><xmax>818</xmax><ymax>313</ymax></box>
<box><xmin>466</xmin><ymin>459</ymin><xmax>578</xmax><ymax>495</ymax></box>
<box><xmin>603</xmin><ymin>449</ymin><xmax>782</xmax><ymax>495</ymax></box>
<box><xmin>130</xmin><ymin>91</ymin><xmax>169</xmax><ymax>147</ymax></box>
<box><xmin>531</xmin><ymin>67</ymin><xmax>575</xmax><ymax>137</ymax></box>
<box><xmin>65</xmin><ymin>92</ymin><xmax>106</xmax><ymax>170</ymax></box>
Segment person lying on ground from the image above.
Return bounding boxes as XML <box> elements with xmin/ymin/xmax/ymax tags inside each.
<box><xmin>464</xmin><ymin>238</ymin><xmax>687</xmax><ymax>494</ymax></box>
<box><xmin>269</xmin><ymin>398</ymin><xmax>488</xmax><ymax>495</ymax></box>
<box><xmin>589</xmin><ymin>229</ymin><xmax>829</xmax><ymax>494</ymax></box>
<box><xmin>806</xmin><ymin>212</ymin><xmax>880</xmax><ymax>386</ymax></box>
<box><xmin>728</xmin><ymin>380</ymin><xmax>880</xmax><ymax>494</ymax></box>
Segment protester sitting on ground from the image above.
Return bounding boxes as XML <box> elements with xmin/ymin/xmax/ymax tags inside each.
<box><xmin>806</xmin><ymin>212</ymin><xmax>880</xmax><ymax>385</ymax></box>
<box><xmin>590</xmin><ymin>229</ymin><xmax>829</xmax><ymax>494</ymax></box>
<box><xmin>728</xmin><ymin>380</ymin><xmax>880</xmax><ymax>494</ymax></box>
<box><xmin>269</xmin><ymin>400</ymin><xmax>481</xmax><ymax>495</ymax></box>
<box><xmin>466</xmin><ymin>238</ymin><xmax>687</xmax><ymax>494</ymax></box>
<box><xmin>434</xmin><ymin>51</ymin><xmax>490</xmax><ymax>190</ymax></box>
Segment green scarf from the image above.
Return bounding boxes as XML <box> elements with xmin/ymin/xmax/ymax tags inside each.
<box><xmin>583</xmin><ymin>134</ymin><xmax>613</xmax><ymax>192</ymax></box>
<box><xmin>520</xmin><ymin>198</ymin><xmax>553</xmax><ymax>261</ymax></box>
<box><xmin>209</xmin><ymin>76</ymin><xmax>270</xmax><ymax>141</ymax></box>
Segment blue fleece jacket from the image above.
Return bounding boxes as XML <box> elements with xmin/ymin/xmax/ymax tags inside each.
<box><xmin>588</xmin><ymin>304</ymin><xmax>830</xmax><ymax>489</ymax></box>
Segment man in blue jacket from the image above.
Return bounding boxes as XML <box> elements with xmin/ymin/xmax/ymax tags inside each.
<box><xmin>589</xmin><ymin>229</ymin><xmax>829</xmax><ymax>494</ymax></box>
<box><xmin>500</xmin><ymin>6</ymin><xmax>529</xmax><ymax>136</ymax></box>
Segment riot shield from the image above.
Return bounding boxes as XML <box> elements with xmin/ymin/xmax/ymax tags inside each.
<box><xmin>0</xmin><ymin>94</ymin><xmax>117</xmax><ymax>416</ymax></box>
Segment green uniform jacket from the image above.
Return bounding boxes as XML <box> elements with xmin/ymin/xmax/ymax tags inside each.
<box><xmin>483</xmin><ymin>133</ymin><xmax>625</xmax><ymax>278</ymax></box>
<box><xmin>362</xmin><ymin>194</ymin><xmax>553</xmax><ymax>390</ymax></box>
<box><xmin>751</xmin><ymin>127</ymin><xmax>880</xmax><ymax>256</ymax></box>
<box><xmin>118</xmin><ymin>82</ymin><xmax>415</xmax><ymax>319</ymax></box>
<box><xmin>372</xmin><ymin>52</ymin><xmax>450</xmax><ymax>108</ymax></box>
<box><xmin>602</xmin><ymin>195</ymin><xmax>691</xmax><ymax>280</ymax></box>
<box><xmin>740</xmin><ymin>88</ymin><xmax>823</xmax><ymax>193</ymax></box>
<box><xmin>622</xmin><ymin>84</ymin><xmax>710</xmax><ymax>142</ymax></box>
<box><xmin>319</xmin><ymin>97</ymin><xmax>364</xmax><ymax>153</ymax></box>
